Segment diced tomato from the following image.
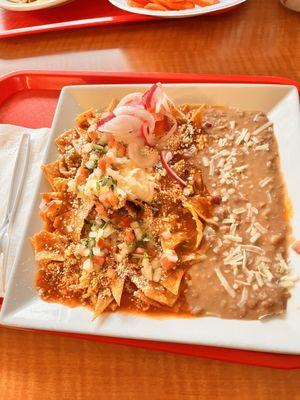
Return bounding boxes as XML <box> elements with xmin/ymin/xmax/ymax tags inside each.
<box><xmin>108</xmin><ymin>135</ymin><xmax>116</xmax><ymax>148</ymax></box>
<box><xmin>125</xmin><ymin>230</ymin><xmax>135</xmax><ymax>242</ymax></box>
<box><xmin>98</xmin><ymin>159</ymin><xmax>107</xmax><ymax>175</ymax></box>
<box><xmin>101</xmin><ymin>197</ymin><xmax>111</xmax><ymax>208</ymax></box>
<box><xmin>93</xmin><ymin>255</ymin><xmax>105</xmax><ymax>267</ymax></box>
<box><xmin>119</xmin><ymin>215</ymin><xmax>133</xmax><ymax>228</ymax></box>
<box><xmin>98</xmin><ymin>238</ymin><xmax>111</xmax><ymax>249</ymax></box>
<box><xmin>95</xmin><ymin>203</ymin><xmax>107</xmax><ymax>217</ymax></box>
<box><xmin>98</xmin><ymin>157</ymin><xmax>113</xmax><ymax>175</ymax></box>
<box><xmin>160</xmin><ymin>256</ymin><xmax>177</xmax><ymax>272</ymax></box>
<box><xmin>116</xmin><ymin>144</ymin><xmax>126</xmax><ymax>158</ymax></box>
<box><xmin>107</xmin><ymin>192</ymin><xmax>118</xmax><ymax>207</ymax></box>
<box><xmin>76</xmin><ymin>165</ymin><xmax>90</xmax><ymax>184</ymax></box>
<box><xmin>104</xmin><ymin>239</ymin><xmax>111</xmax><ymax>249</ymax></box>
<box><xmin>98</xmin><ymin>238</ymin><xmax>104</xmax><ymax>248</ymax></box>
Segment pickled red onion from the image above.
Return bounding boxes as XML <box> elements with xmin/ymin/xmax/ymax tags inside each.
<box><xmin>141</xmin><ymin>122</ymin><xmax>156</xmax><ymax>147</ymax></box>
<box><xmin>96</xmin><ymin>112</ymin><xmax>115</xmax><ymax>129</ymax></box>
<box><xmin>114</xmin><ymin>105</ymin><xmax>155</xmax><ymax>134</ymax></box>
<box><xmin>117</xmin><ymin>92</ymin><xmax>144</xmax><ymax>108</ymax></box>
<box><xmin>143</xmin><ymin>83</ymin><xmax>159</xmax><ymax>110</ymax></box>
<box><xmin>99</xmin><ymin>115</ymin><xmax>142</xmax><ymax>144</ymax></box>
<box><xmin>160</xmin><ymin>150</ymin><xmax>187</xmax><ymax>187</ymax></box>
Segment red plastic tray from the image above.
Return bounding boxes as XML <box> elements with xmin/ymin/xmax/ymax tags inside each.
<box><xmin>0</xmin><ymin>0</ymin><xmax>241</xmax><ymax>38</ymax></box>
<box><xmin>1</xmin><ymin>70</ymin><xmax>300</xmax><ymax>370</ymax></box>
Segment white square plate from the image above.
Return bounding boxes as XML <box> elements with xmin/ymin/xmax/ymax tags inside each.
<box><xmin>1</xmin><ymin>83</ymin><xmax>300</xmax><ymax>354</ymax></box>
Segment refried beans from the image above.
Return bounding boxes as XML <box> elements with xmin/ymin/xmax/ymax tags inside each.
<box><xmin>184</xmin><ymin>107</ymin><xmax>293</xmax><ymax>319</ymax></box>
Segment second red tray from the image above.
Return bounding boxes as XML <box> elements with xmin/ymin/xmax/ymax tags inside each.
<box><xmin>1</xmin><ymin>70</ymin><xmax>300</xmax><ymax>370</ymax></box>
<box><xmin>0</xmin><ymin>0</ymin><xmax>242</xmax><ymax>38</ymax></box>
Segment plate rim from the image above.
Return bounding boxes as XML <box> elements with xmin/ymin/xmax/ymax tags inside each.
<box><xmin>0</xmin><ymin>0</ymin><xmax>72</xmax><ymax>11</ymax></box>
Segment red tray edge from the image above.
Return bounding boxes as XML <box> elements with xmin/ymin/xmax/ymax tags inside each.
<box><xmin>0</xmin><ymin>14</ymin><xmax>156</xmax><ymax>39</ymax></box>
<box><xmin>0</xmin><ymin>70</ymin><xmax>300</xmax><ymax>100</ymax></box>
<box><xmin>0</xmin><ymin>4</ymin><xmax>240</xmax><ymax>39</ymax></box>
<box><xmin>1</xmin><ymin>69</ymin><xmax>300</xmax><ymax>370</ymax></box>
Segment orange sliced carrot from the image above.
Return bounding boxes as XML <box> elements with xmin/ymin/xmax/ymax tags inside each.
<box><xmin>128</xmin><ymin>0</ymin><xmax>148</xmax><ymax>6</ymax></box>
<box><xmin>145</xmin><ymin>3</ymin><xmax>168</xmax><ymax>10</ymax></box>
<box><xmin>130</xmin><ymin>0</ymin><xmax>149</xmax><ymax>5</ymax></box>
<box><xmin>155</xmin><ymin>0</ymin><xmax>195</xmax><ymax>10</ymax></box>
<box><xmin>129</xmin><ymin>1</ymin><xmax>143</xmax><ymax>6</ymax></box>
<box><xmin>193</xmin><ymin>0</ymin><xmax>219</xmax><ymax>6</ymax></box>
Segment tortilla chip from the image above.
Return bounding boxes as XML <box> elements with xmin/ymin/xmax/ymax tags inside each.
<box><xmin>59</xmin><ymin>156</ymin><xmax>76</xmax><ymax>178</ymax></box>
<box><xmin>40</xmin><ymin>192</ymin><xmax>72</xmax><ymax>222</ymax></box>
<box><xmin>40</xmin><ymin>199</ymin><xmax>64</xmax><ymax>221</ymax></box>
<box><xmin>189</xmin><ymin>196</ymin><xmax>217</xmax><ymax>225</ymax></box>
<box><xmin>41</xmin><ymin>192</ymin><xmax>65</xmax><ymax>202</ymax></box>
<box><xmin>168</xmin><ymin>101</ymin><xmax>186</xmax><ymax>123</ymax></box>
<box><xmin>31</xmin><ymin>230</ymin><xmax>68</xmax><ymax>262</ymax></box>
<box><xmin>190</xmin><ymin>104</ymin><xmax>206</xmax><ymax>128</ymax></box>
<box><xmin>111</xmin><ymin>276</ymin><xmax>125</xmax><ymax>306</ymax></box>
<box><xmin>160</xmin><ymin>269</ymin><xmax>184</xmax><ymax>295</ymax></box>
<box><xmin>55</xmin><ymin>129</ymin><xmax>78</xmax><ymax>153</ymax></box>
<box><xmin>76</xmin><ymin>108</ymin><xmax>95</xmax><ymax>129</ymax></box>
<box><xmin>161</xmin><ymin>232</ymin><xmax>186</xmax><ymax>251</ymax></box>
<box><xmin>53</xmin><ymin>178</ymin><xmax>69</xmax><ymax>192</ymax></box>
<box><xmin>143</xmin><ymin>283</ymin><xmax>178</xmax><ymax>307</ymax></box>
<box><xmin>53</xmin><ymin>199</ymin><xmax>93</xmax><ymax>242</ymax></box>
<box><xmin>42</xmin><ymin>160</ymin><xmax>62</xmax><ymax>190</ymax></box>
<box><xmin>134</xmin><ymin>290</ymin><xmax>164</xmax><ymax>309</ymax></box>
<box><xmin>93</xmin><ymin>291</ymin><xmax>113</xmax><ymax>320</ymax></box>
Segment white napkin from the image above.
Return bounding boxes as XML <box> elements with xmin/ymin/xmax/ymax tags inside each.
<box><xmin>0</xmin><ymin>124</ymin><xmax>50</xmax><ymax>297</ymax></box>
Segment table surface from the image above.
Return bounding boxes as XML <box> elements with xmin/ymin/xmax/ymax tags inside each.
<box><xmin>1</xmin><ymin>0</ymin><xmax>300</xmax><ymax>399</ymax></box>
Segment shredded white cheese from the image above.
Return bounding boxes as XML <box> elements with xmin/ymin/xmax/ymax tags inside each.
<box><xmin>214</xmin><ymin>268</ymin><xmax>236</xmax><ymax>298</ymax></box>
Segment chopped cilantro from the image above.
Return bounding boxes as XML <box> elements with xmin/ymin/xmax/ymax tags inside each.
<box><xmin>81</xmin><ymin>237</ymin><xmax>95</xmax><ymax>248</ymax></box>
<box><xmin>92</xmin><ymin>144</ymin><xmax>106</xmax><ymax>152</ymax></box>
<box><xmin>101</xmin><ymin>220</ymin><xmax>110</xmax><ymax>230</ymax></box>
<box><xmin>135</xmin><ymin>232</ymin><xmax>150</xmax><ymax>247</ymax></box>
<box><xmin>99</xmin><ymin>175</ymin><xmax>117</xmax><ymax>188</ymax></box>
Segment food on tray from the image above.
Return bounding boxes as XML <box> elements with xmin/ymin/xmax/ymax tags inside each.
<box><xmin>31</xmin><ymin>83</ymin><xmax>297</xmax><ymax>320</ymax></box>
<box><xmin>127</xmin><ymin>0</ymin><xmax>219</xmax><ymax>11</ymax></box>
<box><xmin>8</xmin><ymin>0</ymin><xmax>38</xmax><ymax>3</ymax></box>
